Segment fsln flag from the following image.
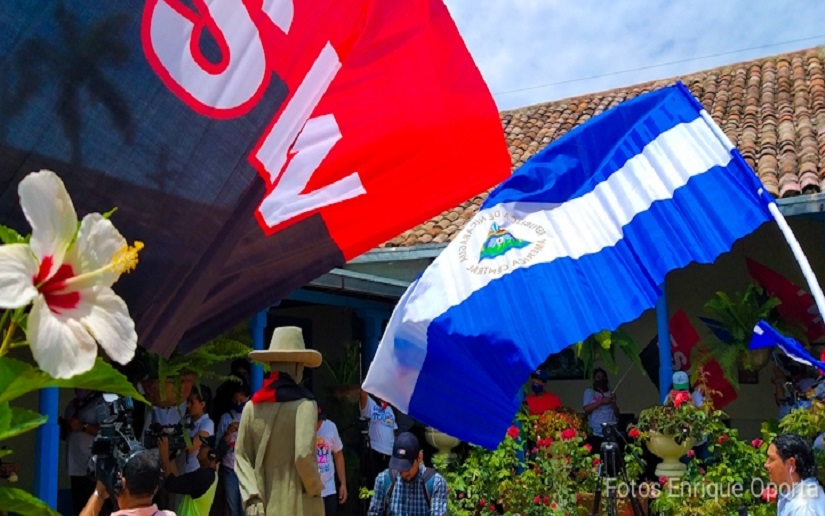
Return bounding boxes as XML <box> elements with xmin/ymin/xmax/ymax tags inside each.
<box><xmin>747</xmin><ymin>258</ymin><xmax>825</xmax><ymax>343</ymax></box>
<box><xmin>0</xmin><ymin>1</ymin><xmax>510</xmax><ymax>354</ymax></box>
<box><xmin>640</xmin><ymin>310</ymin><xmax>737</xmax><ymax>409</ymax></box>
<box><xmin>364</xmin><ymin>83</ymin><xmax>773</xmax><ymax>448</ymax></box>
<box><xmin>751</xmin><ymin>320</ymin><xmax>825</xmax><ymax>374</ymax></box>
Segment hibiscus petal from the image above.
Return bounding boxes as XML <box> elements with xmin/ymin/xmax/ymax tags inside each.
<box><xmin>0</xmin><ymin>244</ymin><xmax>39</xmax><ymax>308</ymax></box>
<box><xmin>78</xmin><ymin>286</ymin><xmax>137</xmax><ymax>365</ymax></box>
<box><xmin>28</xmin><ymin>295</ymin><xmax>97</xmax><ymax>378</ymax></box>
<box><xmin>67</xmin><ymin>214</ymin><xmax>126</xmax><ymax>287</ymax></box>
<box><xmin>19</xmin><ymin>171</ymin><xmax>78</xmax><ymax>281</ymax></box>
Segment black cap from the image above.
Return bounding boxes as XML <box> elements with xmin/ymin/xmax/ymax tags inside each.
<box><xmin>389</xmin><ymin>432</ymin><xmax>421</xmax><ymax>472</ymax></box>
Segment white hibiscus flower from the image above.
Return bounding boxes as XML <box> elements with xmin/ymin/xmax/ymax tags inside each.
<box><xmin>0</xmin><ymin>170</ymin><xmax>141</xmax><ymax>378</ymax></box>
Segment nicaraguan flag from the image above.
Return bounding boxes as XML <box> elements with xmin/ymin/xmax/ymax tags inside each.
<box><xmin>751</xmin><ymin>320</ymin><xmax>825</xmax><ymax>373</ymax></box>
<box><xmin>363</xmin><ymin>82</ymin><xmax>775</xmax><ymax>448</ymax></box>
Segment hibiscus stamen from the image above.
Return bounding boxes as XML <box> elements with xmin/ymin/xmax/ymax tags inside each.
<box><xmin>111</xmin><ymin>241</ymin><xmax>144</xmax><ymax>274</ymax></box>
<box><xmin>58</xmin><ymin>241</ymin><xmax>144</xmax><ymax>291</ymax></box>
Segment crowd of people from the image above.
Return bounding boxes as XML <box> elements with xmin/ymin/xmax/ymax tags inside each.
<box><xmin>59</xmin><ymin>328</ymin><xmax>825</xmax><ymax>516</ymax></box>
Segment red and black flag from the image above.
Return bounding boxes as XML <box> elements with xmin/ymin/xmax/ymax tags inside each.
<box><xmin>0</xmin><ymin>0</ymin><xmax>510</xmax><ymax>354</ymax></box>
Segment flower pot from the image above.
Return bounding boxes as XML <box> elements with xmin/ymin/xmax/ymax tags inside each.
<box><xmin>424</xmin><ymin>426</ymin><xmax>460</xmax><ymax>458</ymax></box>
<box><xmin>646</xmin><ymin>432</ymin><xmax>692</xmax><ymax>479</ymax></box>
<box><xmin>741</xmin><ymin>348</ymin><xmax>771</xmax><ymax>371</ymax></box>
<box><xmin>329</xmin><ymin>384</ymin><xmax>361</xmax><ymax>404</ymax></box>
<box><xmin>142</xmin><ymin>373</ymin><xmax>195</xmax><ymax>407</ymax></box>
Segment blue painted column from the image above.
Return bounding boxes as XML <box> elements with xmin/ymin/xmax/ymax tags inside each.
<box><xmin>34</xmin><ymin>387</ymin><xmax>59</xmax><ymax>508</ymax></box>
<box><xmin>656</xmin><ymin>283</ymin><xmax>672</xmax><ymax>404</ymax></box>
<box><xmin>356</xmin><ymin>309</ymin><xmax>387</xmax><ymax>380</ymax></box>
<box><xmin>250</xmin><ymin>309</ymin><xmax>268</xmax><ymax>392</ymax></box>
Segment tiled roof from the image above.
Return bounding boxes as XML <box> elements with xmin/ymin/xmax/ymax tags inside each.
<box><xmin>383</xmin><ymin>46</ymin><xmax>825</xmax><ymax>248</ymax></box>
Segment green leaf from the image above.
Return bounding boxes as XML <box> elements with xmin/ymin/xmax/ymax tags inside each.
<box><xmin>50</xmin><ymin>359</ymin><xmax>148</xmax><ymax>404</ymax></box>
<box><xmin>0</xmin><ymin>403</ymin><xmax>47</xmax><ymax>441</ymax></box>
<box><xmin>0</xmin><ymin>448</ymin><xmax>12</xmax><ymax>458</ymax></box>
<box><xmin>101</xmin><ymin>207</ymin><xmax>118</xmax><ymax>219</ymax></box>
<box><xmin>0</xmin><ymin>225</ymin><xmax>28</xmax><ymax>244</ymax></box>
<box><xmin>0</xmin><ymin>357</ymin><xmax>147</xmax><ymax>405</ymax></box>
<box><xmin>0</xmin><ymin>486</ymin><xmax>58</xmax><ymax>516</ymax></box>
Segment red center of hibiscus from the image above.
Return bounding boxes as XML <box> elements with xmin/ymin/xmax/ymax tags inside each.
<box><xmin>34</xmin><ymin>257</ymin><xmax>80</xmax><ymax>313</ymax></box>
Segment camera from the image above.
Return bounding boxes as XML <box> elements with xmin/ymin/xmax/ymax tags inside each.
<box><xmin>600</xmin><ymin>423</ymin><xmax>624</xmax><ymax>478</ymax></box>
<box><xmin>88</xmin><ymin>394</ymin><xmax>145</xmax><ymax>497</ymax></box>
<box><xmin>143</xmin><ymin>422</ymin><xmax>187</xmax><ymax>455</ymax></box>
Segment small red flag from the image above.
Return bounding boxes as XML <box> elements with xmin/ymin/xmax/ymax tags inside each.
<box><xmin>746</xmin><ymin>258</ymin><xmax>825</xmax><ymax>343</ymax></box>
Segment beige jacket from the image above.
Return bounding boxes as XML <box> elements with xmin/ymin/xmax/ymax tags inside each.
<box><xmin>235</xmin><ymin>398</ymin><xmax>324</xmax><ymax>516</ymax></box>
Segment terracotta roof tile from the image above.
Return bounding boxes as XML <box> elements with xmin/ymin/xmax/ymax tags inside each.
<box><xmin>381</xmin><ymin>46</ymin><xmax>825</xmax><ymax>248</ymax></box>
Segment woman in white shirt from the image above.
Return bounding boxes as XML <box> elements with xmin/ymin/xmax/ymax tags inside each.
<box><xmin>183</xmin><ymin>386</ymin><xmax>215</xmax><ymax>474</ymax></box>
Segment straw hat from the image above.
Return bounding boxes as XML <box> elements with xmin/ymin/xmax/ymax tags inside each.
<box><xmin>248</xmin><ymin>327</ymin><xmax>322</xmax><ymax>367</ymax></box>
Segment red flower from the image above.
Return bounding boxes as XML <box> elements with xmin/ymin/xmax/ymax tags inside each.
<box><xmin>551</xmin><ymin>502</ymin><xmax>557</xmax><ymax>509</ymax></box>
<box><xmin>458</xmin><ymin>492</ymin><xmax>465</xmax><ymax>499</ymax></box>
<box><xmin>533</xmin><ymin>496</ymin><xmax>541</xmax><ymax>504</ymax></box>
<box><xmin>717</xmin><ymin>434</ymin><xmax>729</xmax><ymax>445</ymax></box>
<box><xmin>583</xmin><ymin>443</ymin><xmax>593</xmax><ymax>453</ymax></box>
<box><xmin>686</xmin><ymin>449</ymin><xmax>695</xmax><ymax>458</ymax></box>
<box><xmin>560</xmin><ymin>428</ymin><xmax>576</xmax><ymax>440</ymax></box>
<box><xmin>699</xmin><ymin>468</ymin><xmax>706</xmax><ymax>476</ymax></box>
<box><xmin>658</xmin><ymin>476</ymin><xmax>668</xmax><ymax>486</ymax></box>
<box><xmin>543</xmin><ymin>496</ymin><xmax>550</xmax><ymax>505</ymax></box>
<box><xmin>628</xmin><ymin>428</ymin><xmax>641</xmax><ymax>439</ymax></box>
<box><xmin>672</xmin><ymin>391</ymin><xmax>691</xmax><ymax>408</ymax></box>
<box><xmin>752</xmin><ymin>438</ymin><xmax>764</xmax><ymax>448</ymax></box>
<box><xmin>593</xmin><ymin>457</ymin><xmax>601</xmax><ymax>466</ymax></box>
<box><xmin>480</xmin><ymin>499</ymin><xmax>487</xmax><ymax>506</ymax></box>
<box><xmin>762</xmin><ymin>486</ymin><xmax>778</xmax><ymax>503</ymax></box>
<box><xmin>489</xmin><ymin>504</ymin><xmax>496</xmax><ymax>512</ymax></box>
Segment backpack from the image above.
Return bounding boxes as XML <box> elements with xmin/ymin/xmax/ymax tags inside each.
<box><xmin>382</xmin><ymin>467</ymin><xmax>438</xmax><ymax>514</ymax></box>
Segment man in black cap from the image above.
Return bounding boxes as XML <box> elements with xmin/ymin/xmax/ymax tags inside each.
<box><xmin>367</xmin><ymin>432</ymin><xmax>447</xmax><ymax>516</ymax></box>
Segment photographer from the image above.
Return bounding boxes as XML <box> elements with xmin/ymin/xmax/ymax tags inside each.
<box><xmin>158</xmin><ymin>435</ymin><xmax>218</xmax><ymax>515</ymax></box>
<box><xmin>61</xmin><ymin>388</ymin><xmax>105</xmax><ymax>514</ymax></box>
<box><xmin>80</xmin><ymin>450</ymin><xmax>175</xmax><ymax>516</ymax></box>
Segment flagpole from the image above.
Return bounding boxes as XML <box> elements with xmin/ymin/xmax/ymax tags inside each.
<box><xmin>657</xmin><ymin>284</ymin><xmax>672</xmax><ymax>404</ymax></box>
<box><xmin>764</xmin><ymin>196</ymin><xmax>825</xmax><ymax>324</ymax></box>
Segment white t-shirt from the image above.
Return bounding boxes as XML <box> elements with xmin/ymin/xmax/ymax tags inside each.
<box><xmin>216</xmin><ymin>410</ymin><xmax>243</xmax><ymax>469</ymax></box>
<box><xmin>582</xmin><ymin>388</ymin><xmax>617</xmax><ymax>437</ymax></box>
<box><xmin>316</xmin><ymin>420</ymin><xmax>344</xmax><ymax>497</ymax></box>
<box><xmin>360</xmin><ymin>397</ymin><xmax>397</xmax><ymax>455</ymax></box>
<box><xmin>184</xmin><ymin>413</ymin><xmax>214</xmax><ymax>474</ymax></box>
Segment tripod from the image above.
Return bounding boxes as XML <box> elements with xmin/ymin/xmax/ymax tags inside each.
<box><xmin>590</xmin><ymin>425</ymin><xmax>646</xmax><ymax>516</ymax></box>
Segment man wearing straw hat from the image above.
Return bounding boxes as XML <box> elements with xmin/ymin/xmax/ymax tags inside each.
<box><xmin>235</xmin><ymin>327</ymin><xmax>325</xmax><ymax>516</ymax></box>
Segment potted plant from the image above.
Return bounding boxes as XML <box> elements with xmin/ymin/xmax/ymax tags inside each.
<box><xmin>322</xmin><ymin>339</ymin><xmax>361</xmax><ymax>404</ymax></box>
<box><xmin>630</xmin><ymin>390</ymin><xmax>715</xmax><ymax>479</ymax></box>
<box><xmin>574</xmin><ymin>329</ymin><xmax>644</xmax><ymax>378</ymax></box>
<box><xmin>137</xmin><ymin>323</ymin><xmax>251</xmax><ymax>407</ymax></box>
<box><xmin>693</xmin><ymin>282</ymin><xmax>806</xmax><ymax>385</ymax></box>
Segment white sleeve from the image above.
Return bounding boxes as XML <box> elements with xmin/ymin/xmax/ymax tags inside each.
<box><xmin>217</xmin><ymin>413</ymin><xmax>229</xmax><ymax>437</ymax></box>
<box><xmin>201</xmin><ymin>417</ymin><xmax>215</xmax><ymax>436</ymax></box>
<box><xmin>360</xmin><ymin>397</ymin><xmax>374</xmax><ymax>418</ymax></box>
<box><xmin>331</xmin><ymin>423</ymin><xmax>343</xmax><ymax>453</ymax></box>
<box><xmin>583</xmin><ymin>389</ymin><xmax>593</xmax><ymax>407</ymax></box>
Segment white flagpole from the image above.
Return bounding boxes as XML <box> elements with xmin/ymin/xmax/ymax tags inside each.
<box><xmin>765</xmin><ymin>197</ymin><xmax>825</xmax><ymax>324</ymax></box>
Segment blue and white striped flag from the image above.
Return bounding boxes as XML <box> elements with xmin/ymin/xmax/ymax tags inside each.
<box><xmin>363</xmin><ymin>83</ymin><xmax>775</xmax><ymax>448</ymax></box>
<box><xmin>751</xmin><ymin>320</ymin><xmax>825</xmax><ymax>372</ymax></box>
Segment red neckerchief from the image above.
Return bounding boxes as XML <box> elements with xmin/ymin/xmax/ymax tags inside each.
<box><xmin>251</xmin><ymin>371</ymin><xmax>314</xmax><ymax>404</ymax></box>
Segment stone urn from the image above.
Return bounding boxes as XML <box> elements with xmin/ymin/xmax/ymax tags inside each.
<box><xmin>425</xmin><ymin>426</ymin><xmax>460</xmax><ymax>458</ymax></box>
<box><xmin>646</xmin><ymin>432</ymin><xmax>692</xmax><ymax>479</ymax></box>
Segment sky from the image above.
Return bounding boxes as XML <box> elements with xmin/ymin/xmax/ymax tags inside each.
<box><xmin>444</xmin><ymin>1</ymin><xmax>825</xmax><ymax>111</ymax></box>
